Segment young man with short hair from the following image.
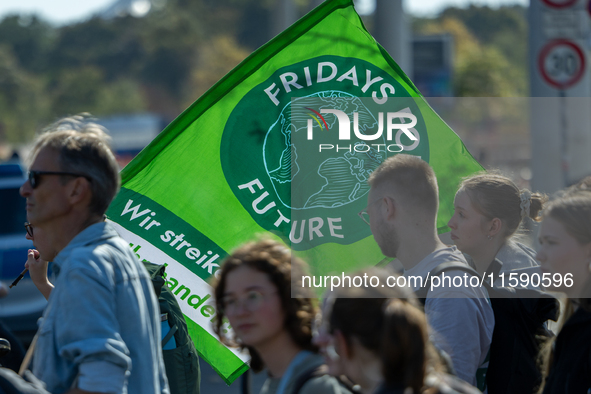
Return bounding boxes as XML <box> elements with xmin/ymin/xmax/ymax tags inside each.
<box><xmin>365</xmin><ymin>154</ymin><xmax>494</xmax><ymax>387</ymax></box>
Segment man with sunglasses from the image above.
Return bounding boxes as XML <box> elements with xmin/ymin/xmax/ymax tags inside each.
<box><xmin>19</xmin><ymin>115</ymin><xmax>169</xmax><ymax>394</ymax></box>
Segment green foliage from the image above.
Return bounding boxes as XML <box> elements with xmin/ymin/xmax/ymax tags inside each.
<box><xmin>413</xmin><ymin>5</ymin><xmax>528</xmax><ymax>97</ymax></box>
<box><xmin>441</xmin><ymin>5</ymin><xmax>526</xmax><ymax>46</ymax></box>
<box><xmin>48</xmin><ymin>67</ymin><xmax>145</xmax><ymax>117</ymax></box>
<box><xmin>0</xmin><ymin>45</ymin><xmax>49</xmax><ymax>143</ymax></box>
<box><xmin>0</xmin><ymin>0</ymin><xmax>264</xmax><ymax>145</ymax></box>
<box><xmin>455</xmin><ymin>46</ymin><xmax>525</xmax><ymax>97</ymax></box>
<box><xmin>0</xmin><ymin>15</ymin><xmax>55</xmax><ymax>74</ymax></box>
<box><xmin>441</xmin><ymin>5</ymin><xmax>527</xmax><ymax>79</ymax></box>
<box><xmin>0</xmin><ymin>1</ymin><xmax>529</xmax><ymax>146</ymax></box>
<box><xmin>49</xmin><ymin>17</ymin><xmax>144</xmax><ymax>80</ymax></box>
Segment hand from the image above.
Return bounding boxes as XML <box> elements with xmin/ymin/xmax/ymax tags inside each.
<box><xmin>25</xmin><ymin>249</ymin><xmax>53</xmax><ymax>300</ymax></box>
<box><xmin>25</xmin><ymin>249</ymin><xmax>47</xmax><ymax>284</ymax></box>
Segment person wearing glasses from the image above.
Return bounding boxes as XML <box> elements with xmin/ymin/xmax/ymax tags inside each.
<box><xmin>213</xmin><ymin>238</ymin><xmax>350</xmax><ymax>394</ymax></box>
<box><xmin>19</xmin><ymin>115</ymin><xmax>169</xmax><ymax>394</ymax></box>
<box><xmin>362</xmin><ymin>154</ymin><xmax>493</xmax><ymax>390</ymax></box>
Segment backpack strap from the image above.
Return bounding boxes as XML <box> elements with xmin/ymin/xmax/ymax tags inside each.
<box><xmin>162</xmin><ymin>324</ymin><xmax>178</xmax><ymax>348</ymax></box>
<box><xmin>241</xmin><ymin>368</ymin><xmax>251</xmax><ymax>394</ymax></box>
<box><xmin>290</xmin><ymin>364</ymin><xmax>359</xmax><ymax>394</ymax></box>
<box><xmin>485</xmin><ymin>258</ymin><xmax>503</xmax><ymax>283</ymax></box>
<box><xmin>415</xmin><ymin>262</ymin><xmax>482</xmax><ymax>301</ymax></box>
<box><xmin>290</xmin><ymin>364</ymin><xmax>328</xmax><ymax>394</ymax></box>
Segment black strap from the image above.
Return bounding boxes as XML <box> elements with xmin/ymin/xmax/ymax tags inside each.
<box><xmin>415</xmin><ymin>262</ymin><xmax>482</xmax><ymax>300</ymax></box>
<box><xmin>485</xmin><ymin>258</ymin><xmax>503</xmax><ymax>282</ymax></box>
<box><xmin>241</xmin><ymin>368</ymin><xmax>251</xmax><ymax>394</ymax></box>
<box><xmin>162</xmin><ymin>324</ymin><xmax>178</xmax><ymax>348</ymax></box>
<box><xmin>415</xmin><ymin>258</ymin><xmax>506</xmax><ymax>302</ymax></box>
<box><xmin>291</xmin><ymin>364</ymin><xmax>328</xmax><ymax>394</ymax></box>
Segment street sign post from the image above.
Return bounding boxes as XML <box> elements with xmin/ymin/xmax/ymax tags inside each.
<box><xmin>530</xmin><ymin>0</ymin><xmax>591</xmax><ymax>193</ymax></box>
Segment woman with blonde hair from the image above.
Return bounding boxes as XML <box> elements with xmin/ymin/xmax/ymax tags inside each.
<box><xmin>447</xmin><ymin>173</ymin><xmax>547</xmax><ymax>280</ymax></box>
<box><xmin>536</xmin><ymin>193</ymin><xmax>591</xmax><ymax>393</ymax></box>
<box><xmin>447</xmin><ymin>173</ymin><xmax>560</xmax><ymax>394</ymax></box>
<box><xmin>213</xmin><ymin>238</ymin><xmax>350</xmax><ymax>394</ymax></box>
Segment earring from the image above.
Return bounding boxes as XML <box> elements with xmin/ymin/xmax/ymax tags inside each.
<box><xmin>487</xmin><ymin>235</ymin><xmax>493</xmax><ymax>241</ymax></box>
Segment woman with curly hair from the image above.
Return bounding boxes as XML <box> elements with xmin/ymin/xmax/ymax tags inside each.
<box><xmin>213</xmin><ymin>238</ymin><xmax>350</xmax><ymax>394</ymax></box>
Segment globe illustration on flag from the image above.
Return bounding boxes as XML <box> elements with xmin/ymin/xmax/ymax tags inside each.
<box><xmin>263</xmin><ymin>92</ymin><xmax>386</xmax><ymax>210</ymax></box>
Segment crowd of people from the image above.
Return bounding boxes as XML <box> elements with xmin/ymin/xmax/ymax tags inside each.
<box><xmin>212</xmin><ymin>155</ymin><xmax>591</xmax><ymax>394</ymax></box>
<box><xmin>0</xmin><ymin>116</ymin><xmax>590</xmax><ymax>394</ymax></box>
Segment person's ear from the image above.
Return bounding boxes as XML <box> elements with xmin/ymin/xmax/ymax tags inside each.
<box><xmin>488</xmin><ymin>217</ymin><xmax>502</xmax><ymax>238</ymax></box>
<box><xmin>384</xmin><ymin>196</ymin><xmax>396</xmax><ymax>221</ymax></box>
<box><xmin>67</xmin><ymin>177</ymin><xmax>92</xmax><ymax>206</ymax></box>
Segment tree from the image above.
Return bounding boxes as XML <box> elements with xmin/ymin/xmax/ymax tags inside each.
<box><xmin>413</xmin><ymin>8</ymin><xmax>527</xmax><ymax>97</ymax></box>
<box><xmin>0</xmin><ymin>15</ymin><xmax>55</xmax><ymax>74</ymax></box>
<box><xmin>0</xmin><ymin>45</ymin><xmax>49</xmax><ymax>143</ymax></box>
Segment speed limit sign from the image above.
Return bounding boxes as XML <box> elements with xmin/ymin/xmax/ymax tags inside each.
<box><xmin>538</xmin><ymin>39</ymin><xmax>586</xmax><ymax>89</ymax></box>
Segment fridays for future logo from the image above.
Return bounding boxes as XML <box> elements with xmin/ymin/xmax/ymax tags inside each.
<box><xmin>221</xmin><ymin>56</ymin><xmax>429</xmax><ymax>249</ymax></box>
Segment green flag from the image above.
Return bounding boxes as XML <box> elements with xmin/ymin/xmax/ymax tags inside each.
<box><xmin>106</xmin><ymin>0</ymin><xmax>483</xmax><ymax>384</ymax></box>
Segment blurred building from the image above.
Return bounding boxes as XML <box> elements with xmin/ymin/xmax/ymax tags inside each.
<box><xmin>412</xmin><ymin>34</ymin><xmax>454</xmax><ymax>97</ymax></box>
<box><xmin>97</xmin><ymin>113</ymin><xmax>166</xmax><ymax>168</ymax></box>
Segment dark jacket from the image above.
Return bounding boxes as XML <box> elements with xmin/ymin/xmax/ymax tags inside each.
<box><xmin>542</xmin><ymin>307</ymin><xmax>591</xmax><ymax>394</ymax></box>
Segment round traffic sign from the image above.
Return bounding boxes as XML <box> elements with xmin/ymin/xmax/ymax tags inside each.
<box><xmin>541</xmin><ymin>0</ymin><xmax>577</xmax><ymax>8</ymax></box>
<box><xmin>538</xmin><ymin>40</ymin><xmax>586</xmax><ymax>89</ymax></box>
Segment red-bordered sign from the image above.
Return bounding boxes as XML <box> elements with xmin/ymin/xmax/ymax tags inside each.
<box><xmin>538</xmin><ymin>39</ymin><xmax>586</xmax><ymax>89</ymax></box>
<box><xmin>541</xmin><ymin>0</ymin><xmax>578</xmax><ymax>8</ymax></box>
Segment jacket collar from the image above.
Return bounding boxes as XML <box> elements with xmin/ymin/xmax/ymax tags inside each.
<box><xmin>52</xmin><ymin>222</ymin><xmax>119</xmax><ymax>275</ymax></box>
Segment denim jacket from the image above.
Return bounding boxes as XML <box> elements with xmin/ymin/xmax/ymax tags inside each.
<box><xmin>32</xmin><ymin>222</ymin><xmax>170</xmax><ymax>394</ymax></box>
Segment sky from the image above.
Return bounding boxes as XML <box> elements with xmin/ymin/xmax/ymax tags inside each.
<box><xmin>0</xmin><ymin>0</ymin><xmax>529</xmax><ymax>26</ymax></box>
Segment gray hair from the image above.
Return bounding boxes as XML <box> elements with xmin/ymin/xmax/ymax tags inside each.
<box><xmin>31</xmin><ymin>114</ymin><xmax>120</xmax><ymax>216</ymax></box>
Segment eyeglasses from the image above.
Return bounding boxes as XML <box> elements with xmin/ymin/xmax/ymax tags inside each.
<box><xmin>221</xmin><ymin>290</ymin><xmax>277</xmax><ymax>315</ymax></box>
<box><xmin>358</xmin><ymin>209</ymin><xmax>370</xmax><ymax>225</ymax></box>
<box><xmin>358</xmin><ymin>197</ymin><xmax>385</xmax><ymax>225</ymax></box>
<box><xmin>28</xmin><ymin>170</ymin><xmax>91</xmax><ymax>189</ymax></box>
<box><xmin>24</xmin><ymin>222</ymin><xmax>33</xmax><ymax>238</ymax></box>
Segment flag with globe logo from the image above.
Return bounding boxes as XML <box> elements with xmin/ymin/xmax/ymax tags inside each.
<box><xmin>105</xmin><ymin>0</ymin><xmax>482</xmax><ymax>384</ymax></box>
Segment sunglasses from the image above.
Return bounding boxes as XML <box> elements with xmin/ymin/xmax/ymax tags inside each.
<box><xmin>24</xmin><ymin>222</ymin><xmax>33</xmax><ymax>238</ymax></box>
<box><xmin>28</xmin><ymin>170</ymin><xmax>91</xmax><ymax>189</ymax></box>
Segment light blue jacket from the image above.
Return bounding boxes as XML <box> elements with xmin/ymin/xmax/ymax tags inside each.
<box><xmin>33</xmin><ymin>222</ymin><xmax>170</xmax><ymax>394</ymax></box>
